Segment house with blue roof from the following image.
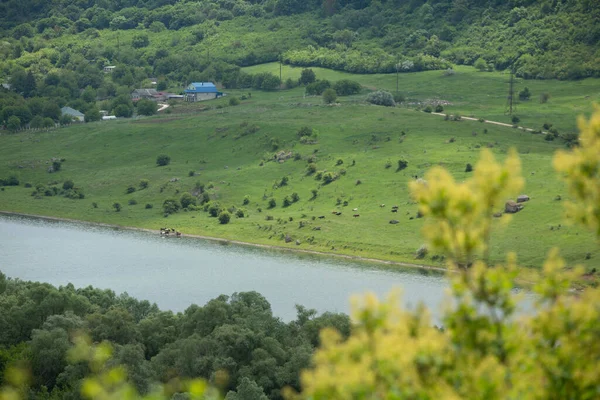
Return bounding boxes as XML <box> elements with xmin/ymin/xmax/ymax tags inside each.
<box><xmin>184</xmin><ymin>82</ymin><xmax>222</xmax><ymax>102</ymax></box>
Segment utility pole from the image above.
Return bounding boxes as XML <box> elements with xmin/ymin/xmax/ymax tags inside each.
<box><xmin>505</xmin><ymin>69</ymin><xmax>516</xmax><ymax>115</ymax></box>
<box><xmin>396</xmin><ymin>55</ymin><xmax>399</xmax><ymax>95</ymax></box>
<box><xmin>279</xmin><ymin>53</ymin><xmax>282</xmax><ymax>90</ymax></box>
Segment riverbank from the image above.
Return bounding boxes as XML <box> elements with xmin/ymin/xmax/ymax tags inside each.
<box><xmin>0</xmin><ymin>210</ymin><xmax>448</xmax><ymax>274</ymax></box>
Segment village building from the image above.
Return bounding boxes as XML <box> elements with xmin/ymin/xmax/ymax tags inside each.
<box><xmin>131</xmin><ymin>89</ymin><xmax>166</xmax><ymax>102</ymax></box>
<box><xmin>103</xmin><ymin>66</ymin><xmax>116</xmax><ymax>73</ymax></box>
<box><xmin>60</xmin><ymin>106</ymin><xmax>85</xmax><ymax>122</ymax></box>
<box><xmin>184</xmin><ymin>82</ymin><xmax>222</xmax><ymax>102</ymax></box>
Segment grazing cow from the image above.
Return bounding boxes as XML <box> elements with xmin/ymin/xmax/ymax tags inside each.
<box><xmin>392</xmin><ymin>205</ymin><xmax>399</xmax><ymax>209</ymax></box>
<box><xmin>380</xmin><ymin>204</ymin><xmax>385</xmax><ymax>208</ymax></box>
<box><xmin>176</xmin><ymin>231</ymin><xmax>182</xmax><ymax>237</ymax></box>
<box><xmin>331</xmin><ymin>211</ymin><xmax>338</xmax><ymax>214</ymax></box>
<box><xmin>391</xmin><ymin>209</ymin><xmax>398</xmax><ymax>213</ymax></box>
<box><xmin>353</xmin><ymin>214</ymin><xmax>360</xmax><ymax>217</ymax></box>
<box><xmin>318</xmin><ymin>215</ymin><xmax>326</xmax><ymax>219</ymax></box>
<box><xmin>335</xmin><ymin>212</ymin><xmax>342</xmax><ymax>216</ymax></box>
<box><xmin>352</xmin><ymin>208</ymin><xmax>358</xmax><ymax>211</ymax></box>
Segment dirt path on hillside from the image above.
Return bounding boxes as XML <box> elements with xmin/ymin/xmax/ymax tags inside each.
<box><xmin>430</xmin><ymin>112</ymin><xmax>547</xmax><ymax>135</ymax></box>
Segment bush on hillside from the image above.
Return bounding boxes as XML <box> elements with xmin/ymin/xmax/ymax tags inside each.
<box><xmin>323</xmin><ymin>88</ymin><xmax>337</xmax><ymax>104</ymax></box>
<box><xmin>136</xmin><ymin>99</ymin><xmax>157</xmax><ymax>116</ymax></box>
<box><xmin>156</xmin><ymin>155</ymin><xmax>170</xmax><ymax>166</ymax></box>
<box><xmin>366</xmin><ymin>90</ymin><xmax>395</xmax><ymax>107</ymax></box>
<box><xmin>306</xmin><ymin>80</ymin><xmax>331</xmax><ymax>96</ymax></box>
<box><xmin>299</xmin><ymin>69</ymin><xmax>316</xmax><ymax>85</ymax></box>
<box><xmin>332</xmin><ymin>80</ymin><xmax>361</xmax><ymax>96</ymax></box>
<box><xmin>218</xmin><ymin>211</ymin><xmax>231</xmax><ymax>224</ymax></box>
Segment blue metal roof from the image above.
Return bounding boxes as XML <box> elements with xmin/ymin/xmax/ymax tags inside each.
<box><xmin>184</xmin><ymin>82</ymin><xmax>217</xmax><ymax>93</ymax></box>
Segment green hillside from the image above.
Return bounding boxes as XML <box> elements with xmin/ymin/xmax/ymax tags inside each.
<box><xmin>0</xmin><ymin>72</ymin><xmax>598</xmax><ymax>271</ymax></box>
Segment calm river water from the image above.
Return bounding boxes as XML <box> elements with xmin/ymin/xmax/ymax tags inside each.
<box><xmin>0</xmin><ymin>214</ymin><xmax>449</xmax><ymax>321</ymax></box>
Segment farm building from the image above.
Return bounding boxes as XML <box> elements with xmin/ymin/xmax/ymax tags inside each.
<box><xmin>61</xmin><ymin>106</ymin><xmax>84</xmax><ymax>122</ymax></box>
<box><xmin>103</xmin><ymin>66</ymin><xmax>116</xmax><ymax>73</ymax></box>
<box><xmin>184</xmin><ymin>82</ymin><xmax>222</xmax><ymax>102</ymax></box>
<box><xmin>131</xmin><ymin>89</ymin><xmax>166</xmax><ymax>102</ymax></box>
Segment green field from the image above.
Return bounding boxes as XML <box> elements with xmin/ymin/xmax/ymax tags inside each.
<box><xmin>0</xmin><ymin>67</ymin><xmax>598</xmax><ymax>273</ymax></box>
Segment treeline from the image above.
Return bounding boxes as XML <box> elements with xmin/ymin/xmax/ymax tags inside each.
<box><xmin>0</xmin><ymin>271</ymin><xmax>350</xmax><ymax>399</ymax></box>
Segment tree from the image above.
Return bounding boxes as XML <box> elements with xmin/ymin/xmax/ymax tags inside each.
<box><xmin>366</xmin><ymin>90</ymin><xmax>395</xmax><ymax>107</ymax></box>
<box><xmin>332</xmin><ymin>80</ymin><xmax>361</xmax><ymax>96</ymax></box>
<box><xmin>519</xmin><ymin>87</ymin><xmax>531</xmax><ymax>100</ymax></box>
<box><xmin>297</xmin><ymin>110</ymin><xmax>600</xmax><ymax>400</ymax></box>
<box><xmin>225</xmin><ymin>377</ymin><xmax>268</xmax><ymax>400</ymax></box>
<box><xmin>136</xmin><ymin>99</ymin><xmax>157</xmax><ymax>116</ymax></box>
<box><xmin>322</xmin><ymin>88</ymin><xmax>337</xmax><ymax>104</ymax></box>
<box><xmin>268</xmin><ymin>198</ymin><xmax>276</xmax><ymax>209</ymax></box>
<box><xmin>7</xmin><ymin>116</ymin><xmax>21</xmax><ymax>131</ymax></box>
<box><xmin>84</xmin><ymin>106</ymin><xmax>101</xmax><ymax>122</ymax></box>
<box><xmin>474</xmin><ymin>57</ymin><xmax>487</xmax><ymax>71</ymax></box>
<box><xmin>131</xmin><ymin>34</ymin><xmax>149</xmax><ymax>49</ymax></box>
<box><xmin>113</xmin><ymin>202</ymin><xmax>121</xmax><ymax>212</ymax></box>
<box><xmin>114</xmin><ymin>104</ymin><xmax>133</xmax><ymax>118</ymax></box>
<box><xmin>162</xmin><ymin>199</ymin><xmax>179</xmax><ymax>215</ymax></box>
<box><xmin>156</xmin><ymin>155</ymin><xmax>170</xmax><ymax>166</ymax></box>
<box><xmin>299</xmin><ymin>69</ymin><xmax>316</xmax><ymax>86</ymax></box>
<box><xmin>180</xmin><ymin>192</ymin><xmax>196</xmax><ymax>209</ymax></box>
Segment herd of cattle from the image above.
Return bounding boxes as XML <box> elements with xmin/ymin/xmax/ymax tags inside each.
<box><xmin>320</xmin><ymin>204</ymin><xmax>402</xmax><ymax>219</ymax></box>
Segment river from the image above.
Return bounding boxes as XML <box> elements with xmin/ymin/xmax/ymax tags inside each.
<box><xmin>0</xmin><ymin>214</ymin><xmax>449</xmax><ymax>321</ymax></box>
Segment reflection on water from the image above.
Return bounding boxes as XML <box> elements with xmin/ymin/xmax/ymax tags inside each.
<box><xmin>0</xmin><ymin>214</ymin><xmax>449</xmax><ymax>320</ymax></box>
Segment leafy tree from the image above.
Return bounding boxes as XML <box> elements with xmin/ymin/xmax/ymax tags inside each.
<box><xmin>131</xmin><ymin>34</ymin><xmax>149</xmax><ymax>49</ymax></box>
<box><xmin>7</xmin><ymin>116</ymin><xmax>20</xmax><ymax>131</ymax></box>
<box><xmin>84</xmin><ymin>106</ymin><xmax>101</xmax><ymax>122</ymax></box>
<box><xmin>114</xmin><ymin>104</ymin><xmax>133</xmax><ymax>118</ymax></box>
<box><xmin>113</xmin><ymin>202</ymin><xmax>121</xmax><ymax>212</ymax></box>
<box><xmin>156</xmin><ymin>154</ymin><xmax>171</xmax><ymax>166</ymax></box>
<box><xmin>306</xmin><ymin>80</ymin><xmax>330</xmax><ymax>96</ymax></box>
<box><xmin>332</xmin><ymin>80</ymin><xmax>361</xmax><ymax>96</ymax></box>
<box><xmin>267</xmin><ymin>198</ymin><xmax>276</xmax><ymax>209</ymax></box>
<box><xmin>474</xmin><ymin>57</ymin><xmax>487</xmax><ymax>71</ymax></box>
<box><xmin>136</xmin><ymin>99</ymin><xmax>157</xmax><ymax>116</ymax></box>
<box><xmin>225</xmin><ymin>377</ymin><xmax>268</xmax><ymax>400</ymax></box>
<box><xmin>62</xmin><ymin>180</ymin><xmax>74</xmax><ymax>190</ymax></box>
<box><xmin>322</xmin><ymin>88</ymin><xmax>337</xmax><ymax>104</ymax></box>
<box><xmin>298</xmin><ymin>69</ymin><xmax>316</xmax><ymax>86</ymax></box>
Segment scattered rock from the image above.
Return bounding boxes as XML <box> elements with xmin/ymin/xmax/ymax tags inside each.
<box><xmin>389</xmin><ymin>220</ymin><xmax>399</xmax><ymax>224</ymax></box>
<box><xmin>295</xmin><ymin>239</ymin><xmax>301</xmax><ymax>245</ymax></box>
<box><xmin>169</xmin><ymin>178</ymin><xmax>179</xmax><ymax>182</ymax></box>
<box><xmin>517</xmin><ymin>194</ymin><xmax>530</xmax><ymax>203</ymax></box>
<box><xmin>493</xmin><ymin>212</ymin><xmax>503</xmax><ymax>218</ymax></box>
<box><xmin>505</xmin><ymin>200</ymin><xmax>523</xmax><ymax>214</ymax></box>
<box><xmin>285</xmin><ymin>234</ymin><xmax>292</xmax><ymax>243</ymax></box>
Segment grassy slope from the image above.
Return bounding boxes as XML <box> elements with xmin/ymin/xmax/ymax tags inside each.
<box><xmin>244</xmin><ymin>63</ymin><xmax>600</xmax><ymax>133</ymax></box>
<box><xmin>0</xmin><ymin>68</ymin><xmax>598</xmax><ymax>272</ymax></box>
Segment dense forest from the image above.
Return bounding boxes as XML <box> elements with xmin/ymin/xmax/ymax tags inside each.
<box><xmin>1</xmin><ymin>0</ymin><xmax>599</xmax><ymax>128</ymax></box>
<box><xmin>0</xmin><ymin>271</ymin><xmax>350</xmax><ymax>399</ymax></box>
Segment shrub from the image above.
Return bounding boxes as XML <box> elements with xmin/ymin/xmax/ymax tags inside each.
<box><xmin>310</xmin><ymin>189</ymin><xmax>318</xmax><ymax>200</ymax></box>
<box><xmin>112</xmin><ymin>202</ymin><xmax>121</xmax><ymax>212</ymax></box>
<box><xmin>423</xmin><ymin>105</ymin><xmax>433</xmax><ymax>113</ymax></box>
<box><xmin>145</xmin><ymin>203</ymin><xmax>153</xmax><ymax>209</ymax></box>
<box><xmin>366</xmin><ymin>90</ymin><xmax>395</xmax><ymax>107</ymax></box>
<box><xmin>283</xmin><ymin>196</ymin><xmax>292</xmax><ymax>207</ymax></box>
<box><xmin>385</xmin><ymin>160</ymin><xmax>392</xmax><ymax>169</ymax></box>
<box><xmin>322</xmin><ymin>171</ymin><xmax>337</xmax><ymax>184</ymax></box>
<box><xmin>128</xmin><ymin>199</ymin><xmax>137</xmax><ymax>205</ymax></box>
<box><xmin>397</xmin><ymin>159</ymin><xmax>408</xmax><ymax>171</ymax></box>
<box><xmin>297</xmin><ymin>126</ymin><xmax>313</xmax><ymax>138</ymax></box>
<box><xmin>62</xmin><ymin>180</ymin><xmax>74</xmax><ymax>190</ymax></box>
<box><xmin>540</xmin><ymin>93</ymin><xmax>550</xmax><ymax>104</ymax></box>
<box><xmin>415</xmin><ymin>244</ymin><xmax>428</xmax><ymax>259</ymax></box>
<box><xmin>474</xmin><ymin>57</ymin><xmax>487</xmax><ymax>71</ymax></box>
<box><xmin>136</xmin><ymin>99</ymin><xmax>157</xmax><ymax>116</ymax></box>
<box><xmin>207</xmin><ymin>202</ymin><xmax>222</xmax><ymax>217</ymax></box>
<box><xmin>332</xmin><ymin>80</ymin><xmax>361</xmax><ymax>96</ymax></box>
<box><xmin>228</xmin><ymin>97</ymin><xmax>240</xmax><ymax>106</ymax></box>
<box><xmin>280</xmin><ymin>176</ymin><xmax>289</xmax><ymax>186</ymax></box>
<box><xmin>156</xmin><ymin>154</ymin><xmax>171</xmax><ymax>166</ymax></box>
<box><xmin>139</xmin><ymin>179</ymin><xmax>149</xmax><ymax>189</ymax></box>
<box><xmin>180</xmin><ymin>192</ymin><xmax>196</xmax><ymax>209</ymax></box>
<box><xmin>543</xmin><ymin>123</ymin><xmax>553</xmax><ymax>130</ymax></box>
<box><xmin>162</xmin><ymin>198</ymin><xmax>180</xmax><ymax>215</ymax></box>
<box><xmin>218</xmin><ymin>211</ymin><xmax>231</xmax><ymax>224</ymax></box>
<box><xmin>299</xmin><ymin>69</ymin><xmax>316</xmax><ymax>85</ymax></box>
<box><xmin>92</xmin><ymin>202</ymin><xmax>98</xmax><ymax>208</ymax></box>
<box><xmin>306</xmin><ymin>80</ymin><xmax>331</xmax><ymax>95</ymax></box>
<box><xmin>291</xmin><ymin>192</ymin><xmax>300</xmax><ymax>202</ymax></box>
<box><xmin>393</xmin><ymin>93</ymin><xmax>405</xmax><ymax>103</ymax></box>
<box><xmin>51</xmin><ymin>160</ymin><xmax>61</xmax><ymax>172</ymax></box>
<box><xmin>323</xmin><ymin>88</ymin><xmax>337</xmax><ymax>104</ymax></box>
<box><xmin>268</xmin><ymin>198</ymin><xmax>276</xmax><ymax>209</ymax></box>
<box><xmin>336</xmin><ymin>159</ymin><xmax>343</xmax><ymax>166</ymax></box>
<box><xmin>243</xmin><ymin>195</ymin><xmax>250</xmax><ymax>205</ymax></box>
<box><xmin>435</xmin><ymin>105</ymin><xmax>444</xmax><ymax>113</ymax></box>
<box><xmin>512</xmin><ymin>115</ymin><xmax>520</xmax><ymax>124</ymax></box>
<box><xmin>126</xmin><ymin>185</ymin><xmax>136</xmax><ymax>194</ymax></box>
<box><xmin>236</xmin><ymin>208</ymin><xmax>245</xmax><ymax>218</ymax></box>
<box><xmin>519</xmin><ymin>87</ymin><xmax>531</xmax><ymax>100</ymax></box>
<box><xmin>306</xmin><ymin>163</ymin><xmax>317</xmax><ymax>175</ymax></box>
<box><xmin>465</xmin><ymin>163</ymin><xmax>473</xmax><ymax>172</ymax></box>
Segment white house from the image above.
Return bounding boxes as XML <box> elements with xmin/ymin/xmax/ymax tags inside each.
<box><xmin>61</xmin><ymin>106</ymin><xmax>85</xmax><ymax>122</ymax></box>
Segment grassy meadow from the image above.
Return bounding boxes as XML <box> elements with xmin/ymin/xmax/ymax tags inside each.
<box><xmin>0</xmin><ymin>66</ymin><xmax>599</xmax><ymax>274</ymax></box>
